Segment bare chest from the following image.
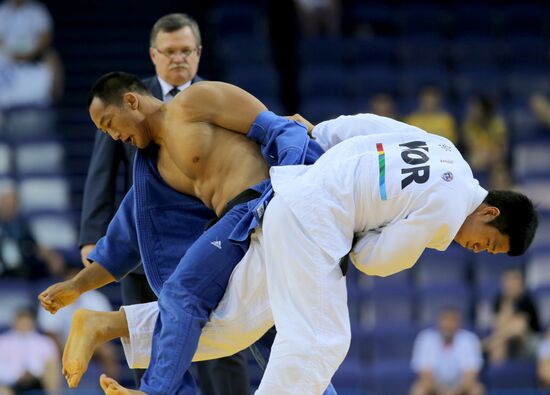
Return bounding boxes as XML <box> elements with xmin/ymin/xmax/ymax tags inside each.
<box><xmin>155</xmin><ymin>121</ymin><xmax>216</xmax><ymax>195</ymax></box>
<box><xmin>164</xmin><ymin>121</ymin><xmax>215</xmax><ymax>177</ymax></box>
<box><xmin>156</xmin><ymin>148</ymin><xmax>194</xmax><ymax>195</ymax></box>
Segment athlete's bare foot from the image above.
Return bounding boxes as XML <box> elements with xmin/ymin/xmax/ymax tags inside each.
<box><xmin>63</xmin><ymin>309</ymin><xmax>128</xmax><ymax>388</ymax></box>
<box><xmin>100</xmin><ymin>374</ymin><xmax>147</xmax><ymax>395</ymax></box>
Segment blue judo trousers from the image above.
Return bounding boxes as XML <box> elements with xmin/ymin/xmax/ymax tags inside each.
<box><xmin>89</xmin><ymin>111</ymin><xmax>337</xmax><ymax>395</ymax></box>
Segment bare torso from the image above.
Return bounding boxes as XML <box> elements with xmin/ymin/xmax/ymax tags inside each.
<box><xmin>156</xmin><ymin>101</ymin><xmax>269</xmax><ymax>216</ymax></box>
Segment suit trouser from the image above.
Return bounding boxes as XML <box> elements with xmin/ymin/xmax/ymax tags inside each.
<box><xmin>121</xmin><ymin>271</ymin><xmax>250</xmax><ymax>395</ymax></box>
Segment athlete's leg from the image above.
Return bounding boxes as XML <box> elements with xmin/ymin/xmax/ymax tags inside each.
<box><xmin>258</xmin><ymin>196</ymin><xmax>351</xmax><ymax>394</ymax></box>
<box><xmin>99</xmin><ymin>374</ymin><xmax>142</xmax><ymax>395</ymax></box>
<box><xmin>140</xmin><ymin>203</ymin><xmax>263</xmax><ymax>395</ymax></box>
<box><xmin>63</xmin><ymin>309</ymin><xmax>128</xmax><ymax>388</ymax></box>
<box><xmin>120</xmin><ymin>271</ymin><xmax>156</xmax><ymax>385</ymax></box>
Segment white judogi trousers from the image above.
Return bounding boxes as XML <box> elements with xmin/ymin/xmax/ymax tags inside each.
<box><xmin>121</xmin><ymin>196</ymin><xmax>350</xmax><ymax>395</ymax></box>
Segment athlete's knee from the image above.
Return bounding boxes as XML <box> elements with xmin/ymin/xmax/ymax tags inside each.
<box><xmin>315</xmin><ymin>328</ymin><xmax>350</xmax><ymax>373</ymax></box>
<box><xmin>158</xmin><ymin>284</ymin><xmax>207</xmax><ymax>321</ymax></box>
<box><xmin>284</xmin><ymin>330</ymin><xmax>350</xmax><ymax>370</ymax></box>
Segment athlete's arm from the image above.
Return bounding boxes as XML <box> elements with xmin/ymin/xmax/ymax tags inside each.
<box><xmin>350</xmin><ymin>192</ymin><xmax>458</xmax><ymax>277</ymax></box>
<box><xmin>39</xmin><ymin>262</ymin><xmax>115</xmax><ymax>314</ymax></box>
<box><xmin>175</xmin><ymin>81</ymin><xmax>267</xmax><ymax>134</ymax></box>
<box><xmin>312</xmin><ymin>113</ymin><xmax>427</xmax><ymax>151</ymax></box>
<box><xmin>39</xmin><ymin>189</ymin><xmax>140</xmax><ymax>314</ymax></box>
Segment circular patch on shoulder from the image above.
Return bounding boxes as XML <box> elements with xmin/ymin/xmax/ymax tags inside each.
<box><xmin>442</xmin><ymin>171</ymin><xmax>454</xmax><ymax>182</ymax></box>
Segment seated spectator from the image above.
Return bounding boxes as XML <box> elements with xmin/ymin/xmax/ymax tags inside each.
<box><xmin>0</xmin><ymin>184</ymin><xmax>64</xmax><ymax>278</ymax></box>
<box><xmin>462</xmin><ymin>96</ymin><xmax>509</xmax><ymax>189</ymax></box>
<box><xmin>0</xmin><ymin>307</ymin><xmax>60</xmax><ymax>395</ymax></box>
<box><xmin>410</xmin><ymin>306</ymin><xmax>485</xmax><ymax>395</ymax></box>
<box><xmin>530</xmin><ymin>93</ymin><xmax>550</xmax><ymax>129</ymax></box>
<box><xmin>0</xmin><ymin>0</ymin><xmax>63</xmax><ymax>108</ymax></box>
<box><xmin>537</xmin><ymin>327</ymin><xmax>550</xmax><ymax>388</ymax></box>
<box><xmin>369</xmin><ymin>92</ymin><xmax>399</xmax><ymax>120</ymax></box>
<box><xmin>38</xmin><ymin>266</ymin><xmax>120</xmax><ymax>381</ymax></box>
<box><xmin>405</xmin><ymin>85</ymin><xmax>457</xmax><ymax>144</ymax></box>
<box><xmin>483</xmin><ymin>268</ymin><xmax>540</xmax><ymax>364</ymax></box>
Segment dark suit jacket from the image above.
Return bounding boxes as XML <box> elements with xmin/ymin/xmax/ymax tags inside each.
<box><xmin>79</xmin><ymin>75</ymin><xmax>202</xmax><ymax>247</ymax></box>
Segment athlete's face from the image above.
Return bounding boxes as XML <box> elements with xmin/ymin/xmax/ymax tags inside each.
<box><xmin>150</xmin><ymin>27</ymin><xmax>201</xmax><ymax>87</ymax></box>
<box><xmin>454</xmin><ymin>204</ymin><xmax>510</xmax><ymax>254</ymax></box>
<box><xmin>89</xmin><ymin>95</ymin><xmax>151</xmax><ymax>149</ymax></box>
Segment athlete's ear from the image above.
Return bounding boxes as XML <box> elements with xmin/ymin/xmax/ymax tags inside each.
<box><xmin>480</xmin><ymin>205</ymin><xmax>500</xmax><ymax>221</ymax></box>
<box><xmin>123</xmin><ymin>93</ymin><xmax>139</xmax><ymax>110</ymax></box>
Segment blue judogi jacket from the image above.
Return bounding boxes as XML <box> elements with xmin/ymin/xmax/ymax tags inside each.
<box><xmin>88</xmin><ymin>111</ymin><xmax>324</xmax><ymax>296</ymax></box>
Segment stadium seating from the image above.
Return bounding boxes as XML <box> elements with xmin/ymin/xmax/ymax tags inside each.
<box><xmin>3</xmin><ymin>0</ymin><xmax>550</xmax><ymax>392</ymax></box>
<box><xmin>486</xmin><ymin>360</ymin><xmax>538</xmax><ymax>390</ymax></box>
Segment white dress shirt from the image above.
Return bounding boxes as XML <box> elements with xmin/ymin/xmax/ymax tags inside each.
<box><xmin>411</xmin><ymin>328</ymin><xmax>483</xmax><ymax>386</ymax></box>
<box><xmin>0</xmin><ymin>329</ymin><xmax>58</xmax><ymax>385</ymax></box>
<box><xmin>157</xmin><ymin>77</ymin><xmax>191</xmax><ymax>102</ymax></box>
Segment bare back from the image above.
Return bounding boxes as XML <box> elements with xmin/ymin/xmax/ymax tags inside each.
<box><xmin>157</xmin><ymin>99</ymin><xmax>269</xmax><ymax>216</ymax></box>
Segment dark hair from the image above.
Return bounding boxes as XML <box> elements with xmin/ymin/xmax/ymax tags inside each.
<box><xmin>484</xmin><ymin>190</ymin><xmax>538</xmax><ymax>256</ymax></box>
<box><xmin>15</xmin><ymin>306</ymin><xmax>36</xmax><ymax>321</ymax></box>
<box><xmin>438</xmin><ymin>305</ymin><xmax>462</xmax><ymax>316</ymax></box>
<box><xmin>476</xmin><ymin>96</ymin><xmax>496</xmax><ymax>118</ymax></box>
<box><xmin>88</xmin><ymin>72</ymin><xmax>150</xmax><ymax>108</ymax></box>
<box><xmin>150</xmin><ymin>13</ymin><xmax>201</xmax><ymax>47</ymax></box>
<box><xmin>472</xmin><ymin>96</ymin><xmax>497</xmax><ymax>127</ymax></box>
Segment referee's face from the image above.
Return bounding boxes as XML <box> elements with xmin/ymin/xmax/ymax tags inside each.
<box><xmin>150</xmin><ymin>27</ymin><xmax>201</xmax><ymax>87</ymax></box>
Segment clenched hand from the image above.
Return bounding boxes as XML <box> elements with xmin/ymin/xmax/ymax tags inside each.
<box><xmin>39</xmin><ymin>280</ymin><xmax>81</xmax><ymax>314</ymax></box>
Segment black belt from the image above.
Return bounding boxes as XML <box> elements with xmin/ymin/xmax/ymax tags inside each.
<box><xmin>339</xmin><ymin>254</ymin><xmax>349</xmax><ymax>276</ymax></box>
<box><xmin>206</xmin><ymin>189</ymin><xmax>350</xmax><ymax>277</ymax></box>
<box><xmin>204</xmin><ymin>188</ymin><xmax>262</xmax><ymax>230</ymax></box>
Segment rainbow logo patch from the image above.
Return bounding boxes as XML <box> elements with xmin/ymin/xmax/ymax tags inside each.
<box><xmin>376</xmin><ymin>143</ymin><xmax>387</xmax><ymax>201</ymax></box>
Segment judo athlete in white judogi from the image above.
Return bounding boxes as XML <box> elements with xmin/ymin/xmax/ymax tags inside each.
<box><xmin>70</xmin><ymin>113</ymin><xmax>538</xmax><ymax>395</ymax></box>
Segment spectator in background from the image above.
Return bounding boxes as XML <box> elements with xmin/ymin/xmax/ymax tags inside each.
<box><xmin>530</xmin><ymin>93</ymin><xmax>550</xmax><ymax>131</ymax></box>
<box><xmin>405</xmin><ymin>85</ymin><xmax>457</xmax><ymax>144</ymax></box>
<box><xmin>483</xmin><ymin>268</ymin><xmax>540</xmax><ymax>364</ymax></box>
<box><xmin>0</xmin><ymin>0</ymin><xmax>63</xmax><ymax>107</ymax></box>
<box><xmin>38</xmin><ymin>266</ymin><xmax>119</xmax><ymax>382</ymax></box>
<box><xmin>294</xmin><ymin>0</ymin><xmax>340</xmax><ymax>37</ymax></box>
<box><xmin>0</xmin><ymin>307</ymin><xmax>60</xmax><ymax>395</ymax></box>
<box><xmin>410</xmin><ymin>306</ymin><xmax>485</xmax><ymax>395</ymax></box>
<box><xmin>78</xmin><ymin>13</ymin><xmax>250</xmax><ymax>393</ymax></box>
<box><xmin>369</xmin><ymin>92</ymin><xmax>399</xmax><ymax>120</ymax></box>
<box><xmin>0</xmin><ymin>184</ymin><xmax>64</xmax><ymax>279</ymax></box>
<box><xmin>462</xmin><ymin>96</ymin><xmax>509</xmax><ymax>189</ymax></box>
<box><xmin>537</xmin><ymin>327</ymin><xmax>550</xmax><ymax>388</ymax></box>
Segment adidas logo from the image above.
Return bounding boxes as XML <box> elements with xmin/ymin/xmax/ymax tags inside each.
<box><xmin>211</xmin><ymin>240</ymin><xmax>222</xmax><ymax>249</ymax></box>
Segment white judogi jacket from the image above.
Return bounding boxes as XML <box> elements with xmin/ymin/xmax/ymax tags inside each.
<box><xmin>272</xmin><ymin>113</ymin><xmax>488</xmax><ymax>276</ymax></box>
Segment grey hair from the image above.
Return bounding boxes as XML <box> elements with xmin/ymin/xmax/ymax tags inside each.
<box><xmin>150</xmin><ymin>13</ymin><xmax>201</xmax><ymax>47</ymax></box>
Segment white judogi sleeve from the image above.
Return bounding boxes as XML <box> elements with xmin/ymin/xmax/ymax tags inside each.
<box><xmin>350</xmin><ymin>187</ymin><xmax>464</xmax><ymax>277</ymax></box>
<box><xmin>311</xmin><ymin>113</ymin><xmax>426</xmax><ymax>151</ymax></box>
